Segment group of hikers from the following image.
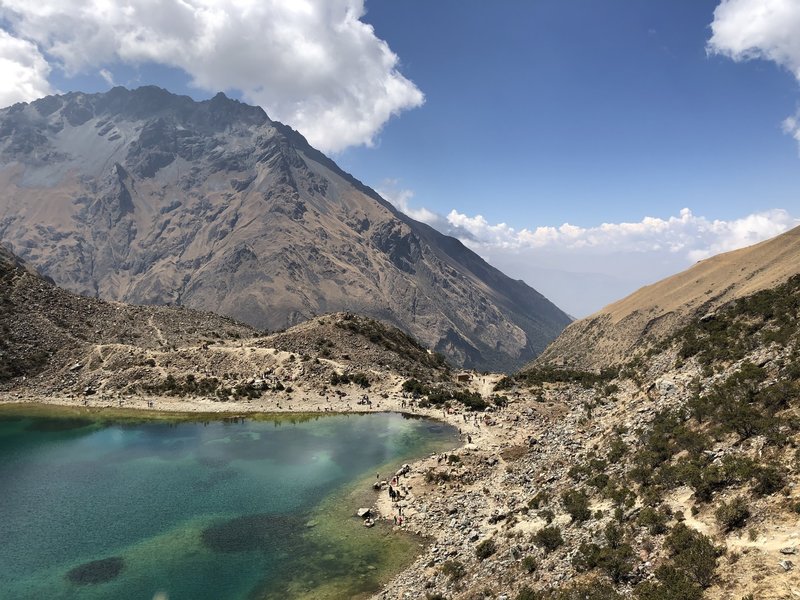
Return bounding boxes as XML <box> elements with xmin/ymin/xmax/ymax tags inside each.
<box><xmin>377</xmin><ymin>470</ymin><xmax>407</xmax><ymax>526</ymax></box>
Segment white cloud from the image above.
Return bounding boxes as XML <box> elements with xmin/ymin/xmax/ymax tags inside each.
<box><xmin>377</xmin><ymin>180</ymin><xmax>442</xmax><ymax>226</ymax></box>
<box><xmin>708</xmin><ymin>0</ymin><xmax>800</xmax><ymax>78</ymax></box>
<box><xmin>0</xmin><ymin>29</ymin><xmax>53</xmax><ymax>108</ymax></box>
<box><xmin>783</xmin><ymin>113</ymin><xmax>800</xmax><ymax>151</ymax></box>
<box><xmin>445</xmin><ymin>207</ymin><xmax>799</xmax><ymax>259</ymax></box>
<box><xmin>383</xmin><ymin>191</ymin><xmax>800</xmax><ymax>315</ymax></box>
<box><xmin>446</xmin><ymin>207</ymin><xmax>799</xmax><ymax>316</ymax></box>
<box><xmin>98</xmin><ymin>68</ymin><xmax>114</xmax><ymax>86</ymax></box>
<box><xmin>0</xmin><ymin>0</ymin><xmax>424</xmax><ymax>153</ymax></box>
<box><xmin>709</xmin><ymin>0</ymin><xmax>800</xmax><ymax>150</ymax></box>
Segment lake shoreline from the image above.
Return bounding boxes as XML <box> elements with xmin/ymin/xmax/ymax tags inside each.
<box><xmin>0</xmin><ymin>392</ymin><xmax>506</xmax><ymax>600</ymax></box>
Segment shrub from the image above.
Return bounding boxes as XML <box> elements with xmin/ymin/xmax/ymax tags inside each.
<box><xmin>636</xmin><ymin>565</ymin><xmax>703</xmax><ymax>600</ymax></box>
<box><xmin>752</xmin><ymin>465</ymin><xmax>786</xmax><ymax>496</ymax></box>
<box><xmin>446</xmin><ymin>454</ymin><xmax>460</xmax><ymax>465</ymax></box>
<box><xmin>562</xmin><ymin>489</ymin><xmax>592</xmax><ymax>523</ymax></box>
<box><xmin>521</xmin><ymin>555</ymin><xmax>537</xmax><ymax>573</ymax></box>
<box><xmin>424</xmin><ymin>469</ymin><xmax>451</xmax><ymax>484</ymax></box>
<box><xmin>665</xmin><ymin>523</ymin><xmax>719</xmax><ymax>587</ymax></box>
<box><xmin>402</xmin><ymin>378</ymin><xmax>428</xmax><ymax>395</ymax></box>
<box><xmin>516</xmin><ymin>587</ymin><xmax>538</xmax><ymax>600</ymax></box>
<box><xmin>350</xmin><ymin>372</ymin><xmax>371</xmax><ymax>388</ymax></box>
<box><xmin>476</xmin><ymin>538</ymin><xmax>497</xmax><ymax>560</ymax></box>
<box><xmin>441</xmin><ymin>559</ymin><xmax>466</xmax><ymax>581</ymax></box>
<box><xmin>637</xmin><ymin>506</ymin><xmax>669</xmax><ymax>535</ymax></box>
<box><xmin>533</xmin><ymin>526</ymin><xmax>563</xmax><ymax>553</ymax></box>
<box><xmin>715</xmin><ymin>497</ymin><xmax>750</xmax><ymax>532</ymax></box>
<box><xmin>573</xmin><ymin>523</ymin><xmax>634</xmax><ymax>583</ymax></box>
<box><xmin>539</xmin><ymin>509</ymin><xmax>555</xmax><ymax>524</ymax></box>
<box><xmin>608</xmin><ymin>436</ymin><xmax>628</xmax><ymax>462</ymax></box>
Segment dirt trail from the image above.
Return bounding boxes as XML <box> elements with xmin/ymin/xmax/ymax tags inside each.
<box><xmin>147</xmin><ymin>316</ymin><xmax>168</xmax><ymax>347</ymax></box>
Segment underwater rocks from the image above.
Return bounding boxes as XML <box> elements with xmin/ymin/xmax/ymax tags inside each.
<box><xmin>66</xmin><ymin>556</ymin><xmax>124</xmax><ymax>585</ymax></box>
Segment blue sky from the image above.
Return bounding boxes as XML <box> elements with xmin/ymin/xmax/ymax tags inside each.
<box><xmin>1</xmin><ymin>0</ymin><xmax>799</xmax><ymax>315</ymax></box>
<box><xmin>341</xmin><ymin>0</ymin><xmax>800</xmax><ymax>227</ymax></box>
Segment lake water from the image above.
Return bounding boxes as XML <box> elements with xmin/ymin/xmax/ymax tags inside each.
<box><xmin>0</xmin><ymin>407</ymin><xmax>459</xmax><ymax>600</ymax></box>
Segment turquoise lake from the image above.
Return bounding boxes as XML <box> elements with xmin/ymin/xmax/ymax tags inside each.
<box><xmin>0</xmin><ymin>408</ymin><xmax>459</xmax><ymax>600</ymax></box>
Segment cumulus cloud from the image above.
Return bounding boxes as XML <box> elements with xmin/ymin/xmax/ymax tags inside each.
<box><xmin>447</xmin><ymin>207</ymin><xmax>799</xmax><ymax>316</ymax></box>
<box><xmin>0</xmin><ymin>28</ymin><xmax>53</xmax><ymax>108</ymax></box>
<box><xmin>0</xmin><ymin>0</ymin><xmax>424</xmax><ymax>152</ymax></box>
<box><xmin>445</xmin><ymin>207</ymin><xmax>799</xmax><ymax>260</ymax></box>
<box><xmin>709</xmin><ymin>0</ymin><xmax>800</xmax><ymax>150</ymax></box>
<box><xmin>386</xmin><ymin>192</ymin><xmax>800</xmax><ymax>315</ymax></box>
<box><xmin>708</xmin><ymin>0</ymin><xmax>800</xmax><ymax>78</ymax></box>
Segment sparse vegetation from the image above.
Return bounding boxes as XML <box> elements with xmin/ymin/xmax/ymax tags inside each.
<box><xmin>329</xmin><ymin>371</ymin><xmax>370</xmax><ymax>387</ymax></box>
<box><xmin>503</xmin><ymin>366</ymin><xmax>620</xmax><ymax>390</ymax></box>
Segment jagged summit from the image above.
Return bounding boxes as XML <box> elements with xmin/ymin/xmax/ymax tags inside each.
<box><xmin>0</xmin><ymin>86</ymin><xmax>571</xmax><ymax>371</ymax></box>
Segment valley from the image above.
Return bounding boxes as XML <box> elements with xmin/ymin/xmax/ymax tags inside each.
<box><xmin>4</xmin><ymin>228</ymin><xmax>800</xmax><ymax>599</ymax></box>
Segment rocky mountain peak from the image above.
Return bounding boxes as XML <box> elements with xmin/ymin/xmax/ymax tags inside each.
<box><xmin>0</xmin><ymin>86</ymin><xmax>571</xmax><ymax>371</ymax></box>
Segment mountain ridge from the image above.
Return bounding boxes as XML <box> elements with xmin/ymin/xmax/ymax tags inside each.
<box><xmin>0</xmin><ymin>86</ymin><xmax>571</xmax><ymax>372</ymax></box>
<box><xmin>536</xmin><ymin>225</ymin><xmax>800</xmax><ymax>370</ymax></box>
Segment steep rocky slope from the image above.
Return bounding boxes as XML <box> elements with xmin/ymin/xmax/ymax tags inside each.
<box><xmin>0</xmin><ymin>86</ymin><xmax>570</xmax><ymax>371</ymax></box>
<box><xmin>0</xmin><ymin>245</ymin><xmax>452</xmax><ymax>400</ymax></box>
<box><xmin>536</xmin><ymin>225</ymin><xmax>800</xmax><ymax>371</ymax></box>
<box><xmin>0</xmin><ymin>244</ymin><xmax>254</xmax><ymax>385</ymax></box>
<box><xmin>375</xmin><ymin>274</ymin><xmax>800</xmax><ymax>600</ymax></box>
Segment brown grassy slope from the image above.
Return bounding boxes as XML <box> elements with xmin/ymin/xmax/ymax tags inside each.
<box><xmin>536</xmin><ymin>225</ymin><xmax>800</xmax><ymax>370</ymax></box>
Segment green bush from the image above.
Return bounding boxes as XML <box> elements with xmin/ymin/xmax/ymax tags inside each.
<box><xmin>637</xmin><ymin>506</ymin><xmax>669</xmax><ymax>535</ymax></box>
<box><xmin>440</xmin><ymin>559</ymin><xmax>466</xmax><ymax>581</ymax></box>
<box><xmin>573</xmin><ymin>523</ymin><xmax>635</xmax><ymax>583</ymax></box>
<box><xmin>475</xmin><ymin>538</ymin><xmax>497</xmax><ymax>560</ymax></box>
<box><xmin>665</xmin><ymin>524</ymin><xmax>719</xmax><ymax>587</ymax></box>
<box><xmin>521</xmin><ymin>555</ymin><xmax>537</xmax><ymax>573</ymax></box>
<box><xmin>533</xmin><ymin>526</ymin><xmax>563</xmax><ymax>553</ymax></box>
<box><xmin>636</xmin><ymin>565</ymin><xmax>703</xmax><ymax>600</ymax></box>
<box><xmin>752</xmin><ymin>465</ymin><xmax>786</xmax><ymax>496</ymax></box>
<box><xmin>715</xmin><ymin>497</ymin><xmax>750</xmax><ymax>532</ymax></box>
<box><xmin>562</xmin><ymin>489</ymin><xmax>592</xmax><ymax>523</ymax></box>
<box><xmin>516</xmin><ymin>587</ymin><xmax>538</xmax><ymax>600</ymax></box>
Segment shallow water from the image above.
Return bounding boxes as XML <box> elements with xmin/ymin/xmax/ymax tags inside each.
<box><xmin>0</xmin><ymin>408</ymin><xmax>458</xmax><ymax>600</ymax></box>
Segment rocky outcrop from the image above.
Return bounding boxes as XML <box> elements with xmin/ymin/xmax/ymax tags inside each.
<box><xmin>0</xmin><ymin>86</ymin><xmax>570</xmax><ymax>372</ymax></box>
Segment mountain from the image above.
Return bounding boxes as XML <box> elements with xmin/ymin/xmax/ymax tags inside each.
<box><xmin>0</xmin><ymin>244</ymin><xmax>450</xmax><ymax>397</ymax></box>
<box><xmin>536</xmin><ymin>225</ymin><xmax>800</xmax><ymax>370</ymax></box>
<box><xmin>0</xmin><ymin>244</ymin><xmax>253</xmax><ymax>385</ymax></box>
<box><xmin>0</xmin><ymin>86</ymin><xmax>570</xmax><ymax>372</ymax></box>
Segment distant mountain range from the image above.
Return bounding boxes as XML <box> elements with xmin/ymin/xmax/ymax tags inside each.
<box><xmin>0</xmin><ymin>86</ymin><xmax>570</xmax><ymax>371</ymax></box>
